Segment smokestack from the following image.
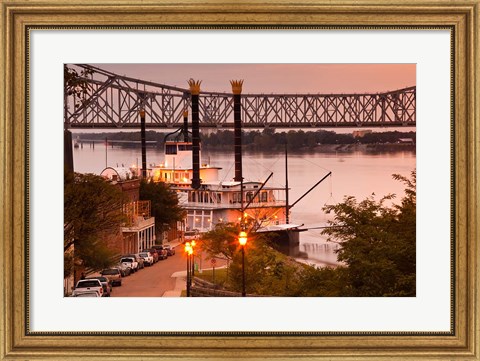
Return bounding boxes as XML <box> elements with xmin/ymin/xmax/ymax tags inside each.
<box><xmin>140</xmin><ymin>109</ymin><xmax>147</xmax><ymax>178</ymax></box>
<box><xmin>183</xmin><ymin>110</ymin><xmax>189</xmax><ymax>142</ymax></box>
<box><xmin>231</xmin><ymin>80</ymin><xmax>244</xmax><ymax>182</ymax></box>
<box><xmin>188</xmin><ymin>79</ymin><xmax>201</xmax><ymax>190</ymax></box>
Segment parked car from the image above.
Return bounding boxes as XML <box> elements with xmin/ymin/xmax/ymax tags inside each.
<box><xmin>71</xmin><ymin>291</ymin><xmax>101</xmax><ymax>297</ymax></box>
<box><xmin>114</xmin><ymin>263</ymin><xmax>131</xmax><ymax>277</ymax></box>
<box><xmin>138</xmin><ymin>251</ymin><xmax>154</xmax><ymax>266</ymax></box>
<box><xmin>184</xmin><ymin>230</ymin><xmax>200</xmax><ymax>241</ymax></box>
<box><xmin>144</xmin><ymin>248</ymin><xmax>159</xmax><ymax>263</ymax></box>
<box><xmin>86</xmin><ymin>276</ymin><xmax>112</xmax><ymax>297</ymax></box>
<box><xmin>127</xmin><ymin>254</ymin><xmax>145</xmax><ymax>269</ymax></box>
<box><xmin>120</xmin><ymin>256</ymin><xmax>139</xmax><ymax>272</ymax></box>
<box><xmin>100</xmin><ymin>268</ymin><xmax>122</xmax><ymax>286</ymax></box>
<box><xmin>72</xmin><ymin>279</ymin><xmax>103</xmax><ymax>297</ymax></box>
<box><xmin>163</xmin><ymin>244</ymin><xmax>175</xmax><ymax>256</ymax></box>
<box><xmin>151</xmin><ymin>245</ymin><xmax>168</xmax><ymax>260</ymax></box>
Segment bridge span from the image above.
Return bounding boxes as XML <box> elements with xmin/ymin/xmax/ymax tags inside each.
<box><xmin>65</xmin><ymin>64</ymin><xmax>415</xmax><ymax>130</ymax></box>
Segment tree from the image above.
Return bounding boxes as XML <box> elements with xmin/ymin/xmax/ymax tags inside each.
<box><xmin>64</xmin><ymin>172</ymin><xmax>127</xmax><ymax>274</ymax></box>
<box><xmin>139</xmin><ymin>180</ymin><xmax>186</xmax><ymax>240</ymax></box>
<box><xmin>200</xmin><ymin>222</ymin><xmax>240</xmax><ymax>261</ymax></box>
<box><xmin>321</xmin><ymin>170</ymin><xmax>416</xmax><ymax>296</ymax></box>
<box><xmin>201</xmin><ymin>223</ymin><xmax>304</xmax><ymax>296</ymax></box>
<box><xmin>64</xmin><ymin>65</ymin><xmax>93</xmax><ymax>109</ymax></box>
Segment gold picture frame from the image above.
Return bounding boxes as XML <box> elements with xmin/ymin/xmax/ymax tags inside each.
<box><xmin>1</xmin><ymin>0</ymin><xmax>478</xmax><ymax>359</ymax></box>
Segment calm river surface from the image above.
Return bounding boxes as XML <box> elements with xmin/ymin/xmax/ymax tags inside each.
<box><xmin>73</xmin><ymin>144</ymin><xmax>416</xmax><ymax>267</ymax></box>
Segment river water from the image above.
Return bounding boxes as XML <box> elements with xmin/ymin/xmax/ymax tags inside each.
<box><xmin>72</xmin><ymin>143</ymin><xmax>416</xmax><ymax>267</ymax></box>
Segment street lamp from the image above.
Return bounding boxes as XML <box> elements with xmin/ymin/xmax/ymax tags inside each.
<box><xmin>184</xmin><ymin>242</ymin><xmax>193</xmax><ymax>297</ymax></box>
<box><xmin>191</xmin><ymin>240</ymin><xmax>196</xmax><ymax>278</ymax></box>
<box><xmin>238</xmin><ymin>231</ymin><xmax>248</xmax><ymax>297</ymax></box>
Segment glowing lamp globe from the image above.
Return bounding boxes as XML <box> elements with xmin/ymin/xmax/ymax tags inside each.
<box><xmin>238</xmin><ymin>231</ymin><xmax>248</xmax><ymax>246</ymax></box>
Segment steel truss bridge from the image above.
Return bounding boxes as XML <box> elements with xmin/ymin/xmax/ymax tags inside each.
<box><xmin>65</xmin><ymin>64</ymin><xmax>416</xmax><ymax>129</ymax></box>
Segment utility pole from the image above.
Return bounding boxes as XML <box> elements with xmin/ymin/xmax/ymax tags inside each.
<box><xmin>285</xmin><ymin>142</ymin><xmax>290</xmax><ymax>224</ymax></box>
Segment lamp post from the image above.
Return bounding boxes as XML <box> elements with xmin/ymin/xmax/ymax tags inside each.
<box><xmin>184</xmin><ymin>242</ymin><xmax>193</xmax><ymax>297</ymax></box>
<box><xmin>191</xmin><ymin>240</ymin><xmax>196</xmax><ymax>278</ymax></box>
<box><xmin>238</xmin><ymin>231</ymin><xmax>248</xmax><ymax>297</ymax></box>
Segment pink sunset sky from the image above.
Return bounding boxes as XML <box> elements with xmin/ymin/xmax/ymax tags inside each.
<box><xmin>90</xmin><ymin>63</ymin><xmax>415</xmax><ymax>95</ymax></box>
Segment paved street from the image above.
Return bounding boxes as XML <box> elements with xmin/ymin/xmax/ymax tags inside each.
<box><xmin>111</xmin><ymin>252</ymin><xmax>184</xmax><ymax>297</ymax></box>
<box><xmin>111</xmin><ymin>248</ymin><xmax>227</xmax><ymax>297</ymax></box>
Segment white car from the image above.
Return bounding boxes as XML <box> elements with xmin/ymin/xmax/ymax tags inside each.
<box><xmin>72</xmin><ymin>279</ymin><xmax>103</xmax><ymax>297</ymax></box>
<box><xmin>72</xmin><ymin>291</ymin><xmax>101</xmax><ymax>297</ymax></box>
<box><xmin>138</xmin><ymin>252</ymin><xmax>154</xmax><ymax>266</ymax></box>
<box><xmin>120</xmin><ymin>256</ymin><xmax>138</xmax><ymax>272</ymax></box>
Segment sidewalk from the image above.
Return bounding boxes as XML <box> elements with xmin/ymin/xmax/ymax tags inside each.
<box><xmin>162</xmin><ymin>271</ymin><xmax>186</xmax><ymax>297</ymax></box>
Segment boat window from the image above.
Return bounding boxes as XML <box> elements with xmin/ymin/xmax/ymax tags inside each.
<box><xmin>178</xmin><ymin>144</ymin><xmax>192</xmax><ymax>151</ymax></box>
<box><xmin>260</xmin><ymin>191</ymin><xmax>267</xmax><ymax>202</ymax></box>
<box><xmin>246</xmin><ymin>192</ymin><xmax>253</xmax><ymax>202</ymax></box>
<box><xmin>233</xmin><ymin>192</ymin><xmax>241</xmax><ymax>203</ymax></box>
<box><xmin>165</xmin><ymin>144</ymin><xmax>177</xmax><ymax>154</ymax></box>
<box><xmin>216</xmin><ymin>193</ymin><xmax>221</xmax><ymax>203</ymax></box>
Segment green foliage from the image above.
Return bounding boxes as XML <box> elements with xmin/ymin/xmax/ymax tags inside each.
<box><xmin>295</xmin><ymin>265</ymin><xmax>348</xmax><ymax>297</ymax></box>
<box><xmin>64</xmin><ymin>65</ymin><xmax>93</xmax><ymax>108</ymax></box>
<box><xmin>227</xmin><ymin>234</ymin><xmax>301</xmax><ymax>296</ymax></box>
<box><xmin>320</xmin><ymin>170</ymin><xmax>416</xmax><ymax>296</ymax></box>
<box><xmin>139</xmin><ymin>180</ymin><xmax>186</xmax><ymax>237</ymax></box>
<box><xmin>64</xmin><ymin>171</ymin><xmax>127</xmax><ymax>270</ymax></box>
<box><xmin>194</xmin><ymin>171</ymin><xmax>416</xmax><ymax>297</ymax></box>
<box><xmin>201</xmin><ymin>224</ymin><xmax>303</xmax><ymax>296</ymax></box>
<box><xmin>195</xmin><ymin>268</ymin><xmax>229</xmax><ymax>288</ymax></box>
<box><xmin>200</xmin><ymin>222</ymin><xmax>240</xmax><ymax>261</ymax></box>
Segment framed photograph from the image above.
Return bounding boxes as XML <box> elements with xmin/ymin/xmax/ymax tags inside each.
<box><xmin>1</xmin><ymin>0</ymin><xmax>478</xmax><ymax>360</ymax></box>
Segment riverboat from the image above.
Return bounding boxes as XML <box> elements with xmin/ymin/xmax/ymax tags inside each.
<box><xmin>148</xmin><ymin>128</ymin><xmax>288</xmax><ymax>233</ymax></box>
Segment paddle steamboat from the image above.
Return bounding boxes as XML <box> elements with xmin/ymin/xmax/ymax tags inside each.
<box><xmin>149</xmin><ymin>126</ymin><xmax>287</xmax><ymax>233</ymax></box>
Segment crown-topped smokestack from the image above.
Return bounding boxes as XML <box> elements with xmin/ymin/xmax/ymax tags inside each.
<box><xmin>183</xmin><ymin>110</ymin><xmax>189</xmax><ymax>142</ymax></box>
<box><xmin>188</xmin><ymin>79</ymin><xmax>201</xmax><ymax>189</ymax></box>
<box><xmin>231</xmin><ymin>80</ymin><xmax>244</xmax><ymax>182</ymax></box>
<box><xmin>139</xmin><ymin>108</ymin><xmax>147</xmax><ymax>178</ymax></box>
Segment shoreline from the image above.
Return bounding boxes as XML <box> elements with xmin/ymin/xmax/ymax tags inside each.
<box><xmin>203</xmin><ymin>143</ymin><xmax>416</xmax><ymax>154</ymax></box>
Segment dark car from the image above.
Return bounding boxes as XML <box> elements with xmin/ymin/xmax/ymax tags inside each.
<box><xmin>114</xmin><ymin>264</ymin><xmax>131</xmax><ymax>277</ymax></box>
<box><xmin>151</xmin><ymin>245</ymin><xmax>168</xmax><ymax>260</ymax></box>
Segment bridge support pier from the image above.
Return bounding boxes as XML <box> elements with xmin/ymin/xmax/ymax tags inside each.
<box><xmin>64</xmin><ymin>129</ymin><xmax>74</xmax><ymax>174</ymax></box>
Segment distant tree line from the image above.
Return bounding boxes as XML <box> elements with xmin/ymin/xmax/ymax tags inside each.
<box><xmin>77</xmin><ymin>129</ymin><xmax>416</xmax><ymax>151</ymax></box>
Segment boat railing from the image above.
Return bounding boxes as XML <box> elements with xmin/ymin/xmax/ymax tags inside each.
<box><xmin>182</xmin><ymin>200</ymin><xmax>286</xmax><ymax>209</ymax></box>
